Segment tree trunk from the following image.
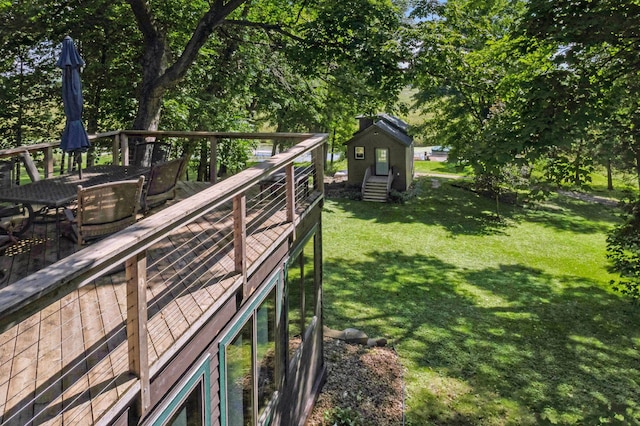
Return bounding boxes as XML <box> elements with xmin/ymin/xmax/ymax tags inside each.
<box><xmin>15</xmin><ymin>53</ymin><xmax>25</xmax><ymax>184</ymax></box>
<box><xmin>198</xmin><ymin>140</ymin><xmax>208</xmax><ymax>181</ymax></box>
<box><xmin>127</xmin><ymin>0</ymin><xmax>249</xmax><ymax>135</ymax></box>
<box><xmin>606</xmin><ymin>157</ymin><xmax>613</xmax><ymax>191</ymax></box>
<box><xmin>635</xmin><ymin>148</ymin><xmax>640</xmax><ymax>191</ymax></box>
<box><xmin>85</xmin><ymin>44</ymin><xmax>108</xmax><ymax>167</ymax></box>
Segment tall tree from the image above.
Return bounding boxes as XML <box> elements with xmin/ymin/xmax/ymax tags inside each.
<box><xmin>126</xmin><ymin>0</ymin><xmax>248</xmax><ymax>130</ymax></box>
<box><xmin>409</xmin><ymin>0</ymin><xmax>528</xmax><ymax>186</ymax></box>
<box><xmin>520</xmin><ymin>0</ymin><xmax>640</xmax><ymax>185</ymax></box>
<box><xmin>0</xmin><ymin>1</ymin><xmax>61</xmax><ymax>147</ymax></box>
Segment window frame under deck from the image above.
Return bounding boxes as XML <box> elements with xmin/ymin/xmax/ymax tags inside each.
<box><xmin>219</xmin><ymin>272</ymin><xmax>282</xmax><ymax>426</ymax></box>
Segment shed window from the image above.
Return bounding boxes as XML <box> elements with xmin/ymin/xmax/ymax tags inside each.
<box><xmin>355</xmin><ymin>146</ymin><xmax>365</xmax><ymax>160</ymax></box>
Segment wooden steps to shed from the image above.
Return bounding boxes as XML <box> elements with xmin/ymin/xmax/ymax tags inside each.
<box><xmin>362</xmin><ymin>177</ymin><xmax>388</xmax><ymax>202</ymax></box>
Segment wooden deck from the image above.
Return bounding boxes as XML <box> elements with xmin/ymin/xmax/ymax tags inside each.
<box><xmin>0</xmin><ymin>181</ymin><xmax>213</xmax><ymax>288</ymax></box>
<box><xmin>0</xmin><ymin>177</ymin><xmax>320</xmax><ymax>425</ymax></box>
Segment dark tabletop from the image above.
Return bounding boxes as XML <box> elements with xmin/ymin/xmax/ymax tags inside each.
<box><xmin>0</xmin><ymin>165</ymin><xmax>149</xmax><ymax>208</ymax></box>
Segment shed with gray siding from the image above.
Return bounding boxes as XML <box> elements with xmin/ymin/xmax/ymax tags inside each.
<box><xmin>345</xmin><ymin>114</ymin><xmax>414</xmax><ymax>196</ymax></box>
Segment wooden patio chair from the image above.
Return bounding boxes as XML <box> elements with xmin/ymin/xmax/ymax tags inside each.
<box><xmin>64</xmin><ymin>176</ymin><xmax>145</xmax><ymax>246</ymax></box>
<box><xmin>141</xmin><ymin>157</ymin><xmax>186</xmax><ymax>213</ymax></box>
<box><xmin>20</xmin><ymin>151</ymin><xmax>40</xmax><ymax>182</ymax></box>
<box><xmin>130</xmin><ymin>140</ymin><xmax>172</xmax><ymax>167</ymax></box>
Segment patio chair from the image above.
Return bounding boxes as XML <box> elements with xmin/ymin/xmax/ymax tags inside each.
<box><xmin>0</xmin><ymin>160</ymin><xmax>13</xmax><ymax>188</ymax></box>
<box><xmin>64</xmin><ymin>176</ymin><xmax>145</xmax><ymax>246</ymax></box>
<box><xmin>20</xmin><ymin>151</ymin><xmax>40</xmax><ymax>182</ymax></box>
<box><xmin>141</xmin><ymin>157</ymin><xmax>187</xmax><ymax>213</ymax></box>
<box><xmin>130</xmin><ymin>140</ymin><xmax>172</xmax><ymax>167</ymax></box>
<box><xmin>0</xmin><ymin>159</ymin><xmax>33</xmax><ymax>238</ymax></box>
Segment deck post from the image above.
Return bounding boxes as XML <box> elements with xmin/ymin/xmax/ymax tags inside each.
<box><xmin>44</xmin><ymin>146</ymin><xmax>54</xmax><ymax>178</ymax></box>
<box><xmin>126</xmin><ymin>251</ymin><xmax>150</xmax><ymax>416</ymax></box>
<box><xmin>313</xmin><ymin>145</ymin><xmax>324</xmax><ymax>194</ymax></box>
<box><xmin>233</xmin><ymin>194</ymin><xmax>247</xmax><ymax>283</ymax></box>
<box><xmin>209</xmin><ymin>137</ymin><xmax>217</xmax><ymax>184</ymax></box>
<box><xmin>112</xmin><ymin>134</ymin><xmax>120</xmax><ymax>166</ymax></box>
<box><xmin>120</xmin><ymin>133</ymin><xmax>129</xmax><ymax>166</ymax></box>
<box><xmin>285</xmin><ymin>163</ymin><xmax>295</xmax><ymax>228</ymax></box>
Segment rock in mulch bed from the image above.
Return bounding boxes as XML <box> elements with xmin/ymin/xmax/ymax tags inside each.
<box><xmin>306</xmin><ymin>337</ymin><xmax>405</xmax><ymax>426</ymax></box>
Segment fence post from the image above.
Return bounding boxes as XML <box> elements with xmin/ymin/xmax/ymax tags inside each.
<box><xmin>209</xmin><ymin>137</ymin><xmax>217</xmax><ymax>184</ymax></box>
<box><xmin>44</xmin><ymin>146</ymin><xmax>54</xmax><ymax>178</ymax></box>
<box><xmin>285</xmin><ymin>164</ymin><xmax>296</xmax><ymax>240</ymax></box>
<box><xmin>126</xmin><ymin>251</ymin><xmax>150</xmax><ymax>416</ymax></box>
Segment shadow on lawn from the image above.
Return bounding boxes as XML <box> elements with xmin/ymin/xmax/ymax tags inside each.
<box><xmin>329</xmin><ymin>176</ymin><xmax>619</xmax><ymax>237</ymax></box>
<box><xmin>322</xmin><ymin>250</ymin><xmax>640</xmax><ymax>425</ymax></box>
<box><xmin>520</xmin><ymin>194</ymin><xmax>619</xmax><ymax>235</ymax></box>
<box><xmin>329</xmin><ymin>179</ymin><xmax>512</xmax><ymax>237</ymax></box>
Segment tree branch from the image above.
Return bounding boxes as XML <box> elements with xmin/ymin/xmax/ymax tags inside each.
<box><xmin>223</xmin><ymin>19</ymin><xmax>306</xmax><ymax>43</ymax></box>
<box><xmin>159</xmin><ymin>0</ymin><xmax>249</xmax><ymax>87</ymax></box>
<box><xmin>126</xmin><ymin>0</ymin><xmax>160</xmax><ymax>43</ymax></box>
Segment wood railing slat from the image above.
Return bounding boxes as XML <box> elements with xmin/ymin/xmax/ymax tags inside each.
<box><xmin>126</xmin><ymin>250</ymin><xmax>150</xmax><ymax>415</ymax></box>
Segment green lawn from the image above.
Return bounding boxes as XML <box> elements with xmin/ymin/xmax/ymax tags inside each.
<box><xmin>322</xmin><ymin>176</ymin><xmax>640</xmax><ymax>425</ymax></box>
<box><xmin>414</xmin><ymin>160</ymin><xmax>470</xmax><ymax>176</ymax></box>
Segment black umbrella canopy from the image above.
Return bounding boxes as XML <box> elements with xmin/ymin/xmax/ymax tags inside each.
<box><xmin>57</xmin><ymin>36</ymin><xmax>90</xmax><ymax>158</ymax></box>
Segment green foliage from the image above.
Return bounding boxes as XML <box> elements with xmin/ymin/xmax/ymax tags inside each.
<box><xmin>0</xmin><ymin>0</ymin><xmax>408</xmax><ymax>149</ymax></box>
<box><xmin>519</xmin><ymin>0</ymin><xmax>640</xmax><ymax>187</ymax></box>
<box><xmin>607</xmin><ymin>198</ymin><xmax>640</xmax><ymax>302</ymax></box>
<box><xmin>410</xmin><ymin>0</ymin><xmax>640</xmax><ymax>200</ymax></box>
<box><xmin>409</xmin><ymin>1</ymin><xmax>542</xmax><ymax>196</ymax></box>
<box><xmin>217</xmin><ymin>138</ymin><xmax>257</xmax><ymax>177</ymax></box>
<box><xmin>543</xmin><ymin>143</ymin><xmax>595</xmax><ymax>189</ymax></box>
<box><xmin>0</xmin><ymin>1</ymin><xmax>62</xmax><ymax>146</ymax></box>
<box><xmin>322</xmin><ymin>406</ymin><xmax>363</xmax><ymax>426</ymax></box>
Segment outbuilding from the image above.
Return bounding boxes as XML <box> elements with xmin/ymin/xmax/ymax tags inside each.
<box><xmin>345</xmin><ymin>114</ymin><xmax>414</xmax><ymax>201</ymax></box>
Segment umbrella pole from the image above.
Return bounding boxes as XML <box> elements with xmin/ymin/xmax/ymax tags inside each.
<box><xmin>75</xmin><ymin>151</ymin><xmax>83</xmax><ymax>179</ymax></box>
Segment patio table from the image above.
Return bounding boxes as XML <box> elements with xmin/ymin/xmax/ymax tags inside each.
<box><xmin>0</xmin><ymin>165</ymin><xmax>149</xmax><ymax>209</ymax></box>
<box><xmin>0</xmin><ymin>165</ymin><xmax>149</xmax><ymax>242</ymax></box>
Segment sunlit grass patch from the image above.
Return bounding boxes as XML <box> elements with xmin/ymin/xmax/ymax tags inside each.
<box><xmin>322</xmin><ymin>177</ymin><xmax>640</xmax><ymax>424</ymax></box>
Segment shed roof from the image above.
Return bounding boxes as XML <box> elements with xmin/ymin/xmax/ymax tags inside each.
<box><xmin>377</xmin><ymin>113</ymin><xmax>410</xmax><ymax>134</ymax></box>
<box><xmin>345</xmin><ymin>119</ymin><xmax>413</xmax><ymax>147</ymax></box>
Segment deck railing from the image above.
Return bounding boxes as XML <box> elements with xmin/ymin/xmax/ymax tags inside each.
<box><xmin>0</xmin><ymin>131</ymin><xmax>327</xmax><ymax>425</ymax></box>
<box><xmin>361</xmin><ymin>166</ymin><xmax>372</xmax><ymax>197</ymax></box>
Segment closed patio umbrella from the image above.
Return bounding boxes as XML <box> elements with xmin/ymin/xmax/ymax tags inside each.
<box><xmin>57</xmin><ymin>36</ymin><xmax>90</xmax><ymax>178</ymax></box>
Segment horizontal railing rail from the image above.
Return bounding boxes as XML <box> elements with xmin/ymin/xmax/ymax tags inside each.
<box><xmin>0</xmin><ymin>130</ymin><xmax>313</xmax><ymax>180</ymax></box>
<box><xmin>361</xmin><ymin>166</ymin><xmax>372</xmax><ymax>197</ymax></box>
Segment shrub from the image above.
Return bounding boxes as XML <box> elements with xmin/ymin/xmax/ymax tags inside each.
<box><xmin>606</xmin><ymin>197</ymin><xmax>640</xmax><ymax>303</ymax></box>
<box><xmin>322</xmin><ymin>406</ymin><xmax>362</xmax><ymax>426</ymax></box>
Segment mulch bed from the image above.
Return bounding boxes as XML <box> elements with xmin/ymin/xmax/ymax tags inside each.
<box><xmin>306</xmin><ymin>337</ymin><xmax>405</xmax><ymax>426</ymax></box>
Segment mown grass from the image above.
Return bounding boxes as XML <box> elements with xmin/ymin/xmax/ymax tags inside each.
<box><xmin>322</xmin><ymin>175</ymin><xmax>640</xmax><ymax>425</ymax></box>
<box><xmin>414</xmin><ymin>160</ymin><xmax>470</xmax><ymax>176</ymax></box>
<box><xmin>586</xmin><ymin>167</ymin><xmax>638</xmax><ymax>201</ymax></box>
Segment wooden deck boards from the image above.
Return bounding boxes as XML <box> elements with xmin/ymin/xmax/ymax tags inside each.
<box><xmin>0</xmin><ymin>180</ymin><xmax>315</xmax><ymax>425</ymax></box>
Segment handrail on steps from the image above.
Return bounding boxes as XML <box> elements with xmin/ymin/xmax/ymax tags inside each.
<box><xmin>361</xmin><ymin>166</ymin><xmax>372</xmax><ymax>197</ymax></box>
<box><xmin>386</xmin><ymin>168</ymin><xmax>394</xmax><ymax>194</ymax></box>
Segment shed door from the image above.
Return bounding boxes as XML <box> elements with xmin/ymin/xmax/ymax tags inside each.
<box><xmin>375</xmin><ymin>148</ymin><xmax>389</xmax><ymax>175</ymax></box>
